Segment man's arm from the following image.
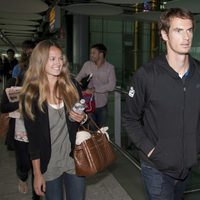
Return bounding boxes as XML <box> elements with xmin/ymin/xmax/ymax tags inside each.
<box><xmin>122</xmin><ymin>67</ymin><xmax>154</xmax><ymax>156</ymax></box>
<box><xmin>75</xmin><ymin>62</ymin><xmax>89</xmax><ymax>82</ymax></box>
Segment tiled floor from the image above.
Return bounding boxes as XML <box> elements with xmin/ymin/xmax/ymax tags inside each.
<box><xmin>1</xmin><ymin>133</ymin><xmax>200</xmax><ymax>200</ymax></box>
<box><xmin>0</xmin><ymin>136</ymin><xmax>132</xmax><ymax>200</ymax></box>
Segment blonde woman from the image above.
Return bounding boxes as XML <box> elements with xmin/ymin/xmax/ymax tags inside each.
<box><xmin>20</xmin><ymin>40</ymin><xmax>87</xmax><ymax>200</ymax></box>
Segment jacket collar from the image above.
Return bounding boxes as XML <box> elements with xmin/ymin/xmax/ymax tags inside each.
<box><xmin>157</xmin><ymin>54</ymin><xmax>196</xmax><ymax>79</ymax></box>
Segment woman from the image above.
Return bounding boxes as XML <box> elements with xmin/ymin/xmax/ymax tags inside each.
<box><xmin>19</xmin><ymin>40</ymin><xmax>87</xmax><ymax>200</ymax></box>
<box><xmin>0</xmin><ymin>53</ymin><xmax>40</xmax><ymax>199</ymax></box>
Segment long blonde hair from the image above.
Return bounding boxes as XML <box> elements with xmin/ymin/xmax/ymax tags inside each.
<box><xmin>19</xmin><ymin>40</ymin><xmax>79</xmax><ymax>120</ymax></box>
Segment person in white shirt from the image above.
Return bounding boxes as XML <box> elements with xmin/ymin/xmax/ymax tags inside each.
<box><xmin>76</xmin><ymin>43</ymin><xmax>116</xmax><ymax>128</ymax></box>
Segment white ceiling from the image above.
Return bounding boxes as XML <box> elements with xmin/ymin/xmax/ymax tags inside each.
<box><xmin>0</xmin><ymin>0</ymin><xmax>48</xmax><ymax>13</ymax></box>
<box><xmin>64</xmin><ymin>0</ymin><xmax>200</xmax><ymax>20</ymax></box>
<box><xmin>64</xmin><ymin>3</ymin><xmax>123</xmax><ymax>16</ymax></box>
<box><xmin>0</xmin><ymin>0</ymin><xmax>49</xmax><ymax>53</ymax></box>
<box><xmin>96</xmin><ymin>0</ymin><xmax>144</xmax><ymax>4</ymax></box>
<box><xmin>165</xmin><ymin>0</ymin><xmax>200</xmax><ymax>13</ymax></box>
<box><xmin>1</xmin><ymin>0</ymin><xmax>200</xmax><ymax>53</ymax></box>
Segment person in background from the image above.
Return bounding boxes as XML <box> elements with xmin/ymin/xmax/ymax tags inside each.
<box><xmin>21</xmin><ymin>39</ymin><xmax>36</xmax><ymax>57</ymax></box>
<box><xmin>76</xmin><ymin>43</ymin><xmax>116</xmax><ymax>128</ymax></box>
<box><xmin>0</xmin><ymin>53</ymin><xmax>40</xmax><ymax>199</ymax></box>
<box><xmin>0</xmin><ymin>57</ymin><xmax>3</xmax><ymax>82</ymax></box>
<box><xmin>3</xmin><ymin>48</ymin><xmax>18</xmax><ymax>80</ymax></box>
<box><xmin>2</xmin><ymin>49</ymin><xmax>19</xmax><ymax>151</ymax></box>
<box><xmin>12</xmin><ymin>40</ymin><xmax>36</xmax><ymax>79</ymax></box>
<box><xmin>20</xmin><ymin>40</ymin><xmax>87</xmax><ymax>200</ymax></box>
<box><xmin>123</xmin><ymin>8</ymin><xmax>200</xmax><ymax>200</ymax></box>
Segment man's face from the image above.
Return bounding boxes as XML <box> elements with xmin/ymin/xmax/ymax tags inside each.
<box><xmin>7</xmin><ymin>51</ymin><xmax>15</xmax><ymax>61</ymax></box>
<box><xmin>90</xmin><ymin>48</ymin><xmax>101</xmax><ymax>63</ymax></box>
<box><xmin>22</xmin><ymin>48</ymin><xmax>33</xmax><ymax>57</ymax></box>
<box><xmin>161</xmin><ymin>17</ymin><xmax>193</xmax><ymax>55</ymax></box>
<box><xmin>25</xmin><ymin>48</ymin><xmax>33</xmax><ymax>57</ymax></box>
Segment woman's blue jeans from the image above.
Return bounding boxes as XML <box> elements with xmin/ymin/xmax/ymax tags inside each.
<box><xmin>141</xmin><ymin>161</ymin><xmax>189</xmax><ymax>200</ymax></box>
<box><xmin>45</xmin><ymin>172</ymin><xmax>85</xmax><ymax>200</ymax></box>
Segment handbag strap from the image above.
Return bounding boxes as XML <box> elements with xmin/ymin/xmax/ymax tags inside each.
<box><xmin>81</xmin><ymin>115</ymin><xmax>103</xmax><ymax>134</ymax></box>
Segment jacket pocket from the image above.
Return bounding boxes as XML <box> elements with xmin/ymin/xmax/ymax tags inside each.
<box><xmin>149</xmin><ymin>138</ymin><xmax>181</xmax><ymax>171</ymax></box>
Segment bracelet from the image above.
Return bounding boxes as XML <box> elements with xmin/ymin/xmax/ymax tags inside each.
<box><xmin>81</xmin><ymin>114</ymin><xmax>88</xmax><ymax>125</ymax></box>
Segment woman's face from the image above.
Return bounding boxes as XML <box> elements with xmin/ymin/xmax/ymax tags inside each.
<box><xmin>45</xmin><ymin>46</ymin><xmax>64</xmax><ymax>79</ymax></box>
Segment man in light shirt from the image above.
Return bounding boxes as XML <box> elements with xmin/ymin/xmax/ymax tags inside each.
<box><xmin>76</xmin><ymin>43</ymin><xmax>116</xmax><ymax>128</ymax></box>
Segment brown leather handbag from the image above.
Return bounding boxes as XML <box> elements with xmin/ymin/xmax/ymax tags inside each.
<box><xmin>74</xmin><ymin>119</ymin><xmax>116</xmax><ymax>176</ymax></box>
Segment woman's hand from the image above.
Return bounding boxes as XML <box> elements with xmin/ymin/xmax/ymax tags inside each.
<box><xmin>34</xmin><ymin>173</ymin><xmax>46</xmax><ymax>196</ymax></box>
<box><xmin>32</xmin><ymin>159</ymin><xmax>45</xmax><ymax>196</ymax></box>
<box><xmin>69</xmin><ymin>110</ymin><xmax>87</xmax><ymax>123</ymax></box>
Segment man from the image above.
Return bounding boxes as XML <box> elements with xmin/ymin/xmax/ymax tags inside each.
<box><xmin>4</xmin><ymin>40</ymin><xmax>35</xmax><ymax>151</ymax></box>
<box><xmin>123</xmin><ymin>8</ymin><xmax>200</xmax><ymax>200</ymax></box>
<box><xmin>76</xmin><ymin>43</ymin><xmax>116</xmax><ymax>128</ymax></box>
<box><xmin>12</xmin><ymin>40</ymin><xmax>35</xmax><ymax>79</ymax></box>
<box><xmin>3</xmin><ymin>48</ymin><xmax>18</xmax><ymax>80</ymax></box>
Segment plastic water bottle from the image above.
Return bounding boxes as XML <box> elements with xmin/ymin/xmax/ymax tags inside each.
<box><xmin>69</xmin><ymin>99</ymin><xmax>86</xmax><ymax>121</ymax></box>
<box><xmin>73</xmin><ymin>99</ymin><xmax>86</xmax><ymax>114</ymax></box>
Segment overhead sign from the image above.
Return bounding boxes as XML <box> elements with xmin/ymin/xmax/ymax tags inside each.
<box><xmin>49</xmin><ymin>6</ymin><xmax>61</xmax><ymax>33</ymax></box>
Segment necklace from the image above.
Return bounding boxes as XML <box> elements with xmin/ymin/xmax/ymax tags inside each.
<box><xmin>57</xmin><ymin>107</ymin><xmax>64</xmax><ymax>119</ymax></box>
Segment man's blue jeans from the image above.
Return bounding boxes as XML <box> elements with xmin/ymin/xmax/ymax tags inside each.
<box><xmin>89</xmin><ymin>104</ymin><xmax>108</xmax><ymax>129</ymax></box>
<box><xmin>141</xmin><ymin>161</ymin><xmax>189</xmax><ymax>200</ymax></box>
<box><xmin>45</xmin><ymin>172</ymin><xmax>85</xmax><ymax>200</ymax></box>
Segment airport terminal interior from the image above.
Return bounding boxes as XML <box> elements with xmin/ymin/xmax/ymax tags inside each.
<box><xmin>1</xmin><ymin>0</ymin><xmax>200</xmax><ymax>199</ymax></box>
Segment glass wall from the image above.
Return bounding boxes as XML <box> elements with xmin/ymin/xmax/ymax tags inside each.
<box><xmin>90</xmin><ymin>17</ymin><xmax>160</xmax><ymax>89</ymax></box>
<box><xmin>84</xmin><ymin>15</ymin><xmax>200</xmax><ymax>162</ymax></box>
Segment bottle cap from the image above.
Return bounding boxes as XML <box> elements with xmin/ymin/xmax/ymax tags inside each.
<box><xmin>80</xmin><ymin>99</ymin><xmax>85</xmax><ymax>104</ymax></box>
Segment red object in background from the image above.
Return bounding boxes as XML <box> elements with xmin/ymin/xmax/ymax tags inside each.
<box><xmin>82</xmin><ymin>91</ymin><xmax>96</xmax><ymax>113</ymax></box>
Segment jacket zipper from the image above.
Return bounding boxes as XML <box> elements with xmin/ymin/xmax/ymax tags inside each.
<box><xmin>180</xmin><ymin>84</ymin><xmax>186</xmax><ymax>178</ymax></box>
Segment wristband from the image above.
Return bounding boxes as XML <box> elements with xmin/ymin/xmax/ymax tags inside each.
<box><xmin>81</xmin><ymin>114</ymin><xmax>88</xmax><ymax>125</ymax></box>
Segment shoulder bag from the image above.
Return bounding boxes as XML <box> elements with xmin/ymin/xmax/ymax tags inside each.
<box><xmin>74</xmin><ymin>118</ymin><xmax>116</xmax><ymax>176</ymax></box>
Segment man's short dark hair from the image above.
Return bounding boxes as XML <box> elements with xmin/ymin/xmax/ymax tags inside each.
<box><xmin>91</xmin><ymin>43</ymin><xmax>107</xmax><ymax>57</ymax></box>
<box><xmin>7</xmin><ymin>48</ymin><xmax>15</xmax><ymax>55</ymax></box>
<box><xmin>159</xmin><ymin>8</ymin><xmax>194</xmax><ymax>36</ymax></box>
<box><xmin>21</xmin><ymin>40</ymin><xmax>36</xmax><ymax>50</ymax></box>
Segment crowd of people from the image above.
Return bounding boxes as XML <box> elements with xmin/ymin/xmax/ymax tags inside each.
<box><xmin>0</xmin><ymin>38</ymin><xmax>116</xmax><ymax>200</ymax></box>
<box><xmin>1</xmin><ymin>7</ymin><xmax>200</xmax><ymax>200</ymax></box>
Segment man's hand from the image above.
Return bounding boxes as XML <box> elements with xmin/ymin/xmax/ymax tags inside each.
<box><xmin>147</xmin><ymin>147</ymin><xmax>155</xmax><ymax>157</ymax></box>
<box><xmin>85</xmin><ymin>87</ymin><xmax>95</xmax><ymax>94</ymax></box>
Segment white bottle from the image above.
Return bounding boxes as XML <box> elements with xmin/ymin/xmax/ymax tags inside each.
<box><xmin>72</xmin><ymin>99</ymin><xmax>86</xmax><ymax>113</ymax></box>
<box><xmin>69</xmin><ymin>99</ymin><xmax>86</xmax><ymax>121</ymax></box>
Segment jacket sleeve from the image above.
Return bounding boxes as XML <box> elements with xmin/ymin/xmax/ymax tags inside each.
<box><xmin>122</xmin><ymin>67</ymin><xmax>154</xmax><ymax>156</ymax></box>
<box><xmin>22</xmin><ymin>98</ymin><xmax>42</xmax><ymax>160</ymax></box>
